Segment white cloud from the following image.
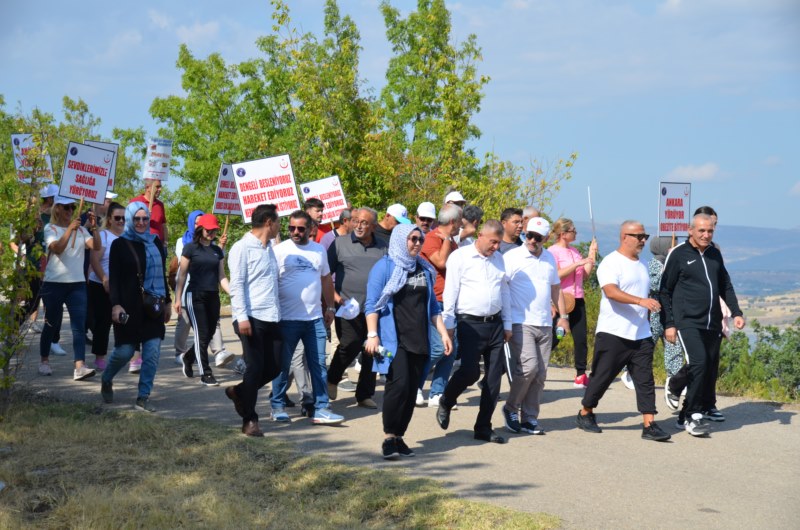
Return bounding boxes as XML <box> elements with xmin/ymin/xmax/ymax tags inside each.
<box><xmin>666</xmin><ymin>163</ymin><xmax>721</xmax><ymax>182</ymax></box>
<box><xmin>148</xmin><ymin>9</ymin><xmax>170</xmax><ymax>30</ymax></box>
<box><xmin>176</xmin><ymin>21</ymin><xmax>220</xmax><ymax>46</ymax></box>
<box><xmin>94</xmin><ymin>30</ymin><xmax>143</xmax><ymax>63</ymax></box>
<box><xmin>791</xmin><ymin>182</ymin><xmax>800</xmax><ymax>196</ymax></box>
<box><xmin>764</xmin><ymin>155</ymin><xmax>781</xmax><ymax>166</ymax></box>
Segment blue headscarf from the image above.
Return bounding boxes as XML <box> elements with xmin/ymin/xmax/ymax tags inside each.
<box><xmin>122</xmin><ymin>202</ymin><xmax>166</xmax><ymax>297</ymax></box>
<box><xmin>374</xmin><ymin>224</ymin><xmax>435</xmax><ymax>312</ymax></box>
<box><xmin>182</xmin><ymin>209</ymin><xmax>204</xmax><ymax>246</ymax></box>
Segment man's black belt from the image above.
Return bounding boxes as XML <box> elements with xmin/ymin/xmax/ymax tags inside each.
<box><xmin>457</xmin><ymin>312</ymin><xmax>501</xmax><ymax>323</ymax></box>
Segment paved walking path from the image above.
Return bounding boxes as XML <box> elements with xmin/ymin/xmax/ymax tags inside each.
<box><xmin>17</xmin><ymin>314</ymin><xmax>799</xmax><ymax>529</ymax></box>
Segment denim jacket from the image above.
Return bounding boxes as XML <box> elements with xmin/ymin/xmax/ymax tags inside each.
<box><xmin>364</xmin><ymin>256</ymin><xmax>440</xmax><ymax>359</ymax></box>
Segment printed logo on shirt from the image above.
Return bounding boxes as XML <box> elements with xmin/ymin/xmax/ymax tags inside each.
<box><xmin>687</xmin><ymin>259</ymin><xmax>696</xmax><ymax>265</ymax></box>
<box><xmin>407</xmin><ymin>269</ymin><xmax>427</xmax><ymax>290</ymax></box>
<box><xmin>283</xmin><ymin>254</ymin><xmax>316</xmax><ymax>273</ymax></box>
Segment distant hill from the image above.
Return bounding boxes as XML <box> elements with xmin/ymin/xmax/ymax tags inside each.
<box><xmin>570</xmin><ymin>222</ymin><xmax>800</xmax><ymax>296</ymax></box>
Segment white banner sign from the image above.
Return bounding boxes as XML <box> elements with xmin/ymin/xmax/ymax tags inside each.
<box><xmin>58</xmin><ymin>141</ymin><xmax>114</xmax><ymax>205</ymax></box>
<box><xmin>232</xmin><ymin>154</ymin><xmax>300</xmax><ymax>223</ymax></box>
<box><xmin>11</xmin><ymin>133</ymin><xmax>54</xmax><ymax>182</ymax></box>
<box><xmin>658</xmin><ymin>181</ymin><xmax>691</xmax><ymax>236</ymax></box>
<box><xmin>212</xmin><ymin>163</ymin><xmax>242</xmax><ymax>216</ymax></box>
<box><xmin>300</xmin><ymin>175</ymin><xmax>348</xmax><ymax>223</ymax></box>
<box><xmin>142</xmin><ymin>137</ymin><xmax>172</xmax><ymax>181</ymax></box>
<box><xmin>84</xmin><ymin>140</ymin><xmax>118</xmax><ymax>190</ymax></box>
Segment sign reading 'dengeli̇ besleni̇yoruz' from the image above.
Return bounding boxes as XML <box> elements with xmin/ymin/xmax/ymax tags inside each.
<box><xmin>84</xmin><ymin>140</ymin><xmax>119</xmax><ymax>190</ymax></box>
<box><xmin>657</xmin><ymin>181</ymin><xmax>691</xmax><ymax>237</ymax></box>
<box><xmin>58</xmin><ymin>141</ymin><xmax>114</xmax><ymax>204</ymax></box>
<box><xmin>212</xmin><ymin>163</ymin><xmax>243</xmax><ymax>216</ymax></box>
<box><xmin>300</xmin><ymin>175</ymin><xmax>348</xmax><ymax>223</ymax></box>
<box><xmin>11</xmin><ymin>133</ymin><xmax>54</xmax><ymax>183</ymax></box>
<box><xmin>232</xmin><ymin>154</ymin><xmax>300</xmax><ymax>223</ymax></box>
<box><xmin>141</xmin><ymin>138</ymin><xmax>172</xmax><ymax>181</ymax></box>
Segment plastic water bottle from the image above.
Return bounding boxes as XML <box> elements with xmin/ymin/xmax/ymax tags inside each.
<box><xmin>375</xmin><ymin>345</ymin><xmax>394</xmax><ymax>362</ymax></box>
<box><xmin>556</xmin><ymin>326</ymin><xmax>566</xmax><ymax>339</ymax></box>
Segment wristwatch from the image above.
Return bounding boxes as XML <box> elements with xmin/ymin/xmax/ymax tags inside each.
<box><xmin>367</xmin><ymin>331</ymin><xmax>378</xmax><ymax>338</ymax></box>
<box><xmin>325</xmin><ymin>306</ymin><xmax>335</xmax><ymax>313</ymax></box>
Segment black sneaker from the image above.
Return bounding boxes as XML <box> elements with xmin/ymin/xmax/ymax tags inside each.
<box><xmin>201</xmin><ymin>374</ymin><xmax>219</xmax><ymax>386</ymax></box>
<box><xmin>395</xmin><ymin>437</ymin><xmax>415</xmax><ymax>457</ymax></box>
<box><xmin>180</xmin><ymin>353</ymin><xmax>193</xmax><ymax>378</ymax></box>
<box><xmin>382</xmin><ymin>437</ymin><xmax>399</xmax><ymax>459</ymax></box>
<box><xmin>101</xmin><ymin>381</ymin><xmax>113</xmax><ymax>404</ymax></box>
<box><xmin>642</xmin><ymin>421</ymin><xmax>671</xmax><ymax>442</ymax></box>
<box><xmin>675</xmin><ymin>410</ymin><xmax>686</xmax><ymax>429</ymax></box>
<box><xmin>503</xmin><ymin>407</ymin><xmax>521</xmax><ymax>433</ymax></box>
<box><xmin>520</xmin><ymin>421</ymin><xmax>544</xmax><ymax>435</ymax></box>
<box><xmin>576</xmin><ymin>411</ymin><xmax>602</xmax><ymax>433</ymax></box>
<box><xmin>134</xmin><ymin>397</ymin><xmax>156</xmax><ymax>412</ymax></box>
<box><xmin>703</xmin><ymin>408</ymin><xmax>725</xmax><ymax>422</ymax></box>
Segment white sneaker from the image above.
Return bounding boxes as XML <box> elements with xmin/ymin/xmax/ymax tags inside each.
<box><xmin>38</xmin><ymin>363</ymin><xmax>52</xmax><ymax>376</ymax></box>
<box><xmin>415</xmin><ymin>389</ymin><xmax>426</xmax><ymax>407</ymax></box>
<box><xmin>621</xmin><ymin>370</ymin><xmax>635</xmax><ymax>390</ymax></box>
<box><xmin>214</xmin><ymin>349</ymin><xmax>235</xmax><ymax>368</ymax></box>
<box><xmin>73</xmin><ymin>365</ymin><xmax>96</xmax><ymax>381</ymax></box>
<box><xmin>354</xmin><ymin>359</ymin><xmax>362</xmax><ymax>374</ymax></box>
<box><xmin>685</xmin><ymin>413</ymin><xmax>710</xmax><ymax>437</ymax></box>
<box><xmin>428</xmin><ymin>394</ymin><xmax>440</xmax><ymax>408</ymax></box>
<box><xmin>50</xmin><ymin>343</ymin><xmax>67</xmax><ymax>356</ymax></box>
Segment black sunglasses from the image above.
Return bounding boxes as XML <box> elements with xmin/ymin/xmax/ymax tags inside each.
<box><xmin>61</xmin><ymin>204</ymin><xmax>76</xmax><ymax>211</ymax></box>
<box><xmin>408</xmin><ymin>235</ymin><xmax>424</xmax><ymax>244</ymax></box>
<box><xmin>112</xmin><ymin>215</ymin><xmax>125</xmax><ymax>221</ymax></box>
<box><xmin>133</xmin><ymin>216</ymin><xmax>150</xmax><ymax>223</ymax></box>
<box><xmin>418</xmin><ymin>217</ymin><xmax>435</xmax><ymax>223</ymax></box>
<box><xmin>288</xmin><ymin>225</ymin><xmax>307</xmax><ymax>233</ymax></box>
<box><xmin>626</xmin><ymin>233</ymin><xmax>650</xmax><ymax>241</ymax></box>
<box><xmin>526</xmin><ymin>232</ymin><xmax>544</xmax><ymax>242</ymax></box>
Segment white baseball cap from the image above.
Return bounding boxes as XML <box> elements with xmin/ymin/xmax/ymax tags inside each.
<box><xmin>526</xmin><ymin>217</ymin><xmax>551</xmax><ymax>236</ymax></box>
<box><xmin>445</xmin><ymin>191</ymin><xmax>466</xmax><ymax>204</ymax></box>
<box><xmin>106</xmin><ymin>191</ymin><xmax>118</xmax><ymax>199</ymax></box>
<box><xmin>54</xmin><ymin>196</ymin><xmax>76</xmax><ymax>206</ymax></box>
<box><xmin>40</xmin><ymin>184</ymin><xmax>59</xmax><ymax>198</ymax></box>
<box><xmin>386</xmin><ymin>203</ymin><xmax>411</xmax><ymax>224</ymax></box>
<box><xmin>416</xmin><ymin>202</ymin><xmax>436</xmax><ymax>219</ymax></box>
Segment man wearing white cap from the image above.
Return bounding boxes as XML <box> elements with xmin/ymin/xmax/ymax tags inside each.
<box><xmin>444</xmin><ymin>190</ymin><xmax>466</xmax><ymax>208</ymax></box>
<box><xmin>415</xmin><ymin>202</ymin><xmax>436</xmax><ymax>234</ymax></box>
<box><xmin>374</xmin><ymin>203</ymin><xmax>411</xmax><ymax>246</ymax></box>
<box><xmin>501</xmin><ymin>218</ymin><xmax>568</xmax><ymax>435</ymax></box>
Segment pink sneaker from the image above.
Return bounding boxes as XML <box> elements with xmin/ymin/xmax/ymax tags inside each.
<box><xmin>573</xmin><ymin>373</ymin><xmax>590</xmax><ymax>389</ymax></box>
<box><xmin>129</xmin><ymin>358</ymin><xmax>142</xmax><ymax>374</ymax></box>
<box><xmin>94</xmin><ymin>357</ymin><xmax>108</xmax><ymax>371</ymax></box>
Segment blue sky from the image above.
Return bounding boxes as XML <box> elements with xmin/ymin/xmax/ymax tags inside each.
<box><xmin>2</xmin><ymin>0</ymin><xmax>798</xmax><ymax>229</ymax></box>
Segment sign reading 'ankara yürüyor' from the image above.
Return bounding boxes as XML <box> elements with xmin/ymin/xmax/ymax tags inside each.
<box><xmin>59</xmin><ymin>141</ymin><xmax>114</xmax><ymax>205</ymax></box>
<box><xmin>232</xmin><ymin>154</ymin><xmax>300</xmax><ymax>223</ymax></box>
<box><xmin>212</xmin><ymin>163</ymin><xmax>243</xmax><ymax>216</ymax></box>
<box><xmin>658</xmin><ymin>181</ymin><xmax>691</xmax><ymax>237</ymax></box>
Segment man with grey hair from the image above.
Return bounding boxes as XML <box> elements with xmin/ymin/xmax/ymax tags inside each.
<box><xmin>326</xmin><ymin>207</ymin><xmax>387</xmax><ymax>409</ymax></box>
<box><xmin>576</xmin><ymin>220</ymin><xmax>671</xmax><ymax>442</ymax></box>
<box><xmin>519</xmin><ymin>206</ymin><xmax>540</xmax><ymax>242</ymax></box>
<box><xmin>659</xmin><ymin>213</ymin><xmax>745</xmax><ymax>437</ymax></box>
<box><xmin>437</xmin><ymin>220</ymin><xmax>512</xmax><ymax>444</ymax></box>
<box><xmin>417</xmin><ymin>203</ymin><xmax>462</xmax><ymax>407</ymax></box>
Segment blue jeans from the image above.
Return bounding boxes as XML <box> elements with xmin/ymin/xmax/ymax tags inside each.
<box><xmin>271</xmin><ymin>319</ymin><xmax>329</xmax><ymax>411</ymax></box>
<box><xmin>40</xmin><ymin>281</ymin><xmax>87</xmax><ymax>361</ymax></box>
<box><xmin>419</xmin><ymin>301</ymin><xmax>456</xmax><ymax>397</ymax></box>
<box><xmin>102</xmin><ymin>338</ymin><xmax>162</xmax><ymax>399</ymax></box>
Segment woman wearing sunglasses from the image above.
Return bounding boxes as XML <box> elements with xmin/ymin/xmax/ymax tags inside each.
<box><xmin>174</xmin><ymin>214</ymin><xmax>230</xmax><ymax>386</ymax></box>
<box><xmin>548</xmin><ymin>218</ymin><xmax>597</xmax><ymax>389</ymax></box>
<box><xmin>364</xmin><ymin>224</ymin><xmax>452</xmax><ymax>459</ymax></box>
<box><xmin>87</xmin><ymin>202</ymin><xmax>125</xmax><ymax>372</ymax></box>
<box><xmin>39</xmin><ymin>196</ymin><xmax>102</xmax><ymax>379</ymax></box>
<box><xmin>101</xmin><ymin>202</ymin><xmax>171</xmax><ymax>411</ymax></box>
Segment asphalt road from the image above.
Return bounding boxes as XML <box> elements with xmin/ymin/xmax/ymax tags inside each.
<box><xmin>15</xmin><ymin>313</ymin><xmax>799</xmax><ymax>529</ymax></box>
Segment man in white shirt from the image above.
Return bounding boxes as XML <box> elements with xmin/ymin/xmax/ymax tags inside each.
<box><xmin>576</xmin><ymin>220</ymin><xmax>671</xmax><ymax>442</ymax></box>
<box><xmin>437</xmin><ymin>220</ymin><xmax>512</xmax><ymax>444</ymax></box>
<box><xmin>501</xmin><ymin>218</ymin><xmax>568</xmax><ymax>435</ymax></box>
<box><xmin>225</xmin><ymin>204</ymin><xmax>282</xmax><ymax>437</ymax></box>
<box><xmin>270</xmin><ymin>210</ymin><xmax>342</xmax><ymax>425</ymax></box>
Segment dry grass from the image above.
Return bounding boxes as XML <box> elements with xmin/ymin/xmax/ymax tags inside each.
<box><xmin>0</xmin><ymin>392</ymin><xmax>559</xmax><ymax>529</ymax></box>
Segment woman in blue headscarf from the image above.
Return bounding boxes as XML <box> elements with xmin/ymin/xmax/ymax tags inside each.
<box><xmin>364</xmin><ymin>223</ymin><xmax>452</xmax><ymax>459</ymax></box>
<box><xmin>100</xmin><ymin>202</ymin><xmax>171</xmax><ymax>412</ymax></box>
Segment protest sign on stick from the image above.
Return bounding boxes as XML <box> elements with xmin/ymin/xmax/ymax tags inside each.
<box><xmin>84</xmin><ymin>140</ymin><xmax>118</xmax><ymax>190</ymax></box>
<box><xmin>11</xmin><ymin>133</ymin><xmax>54</xmax><ymax>183</ymax></box>
<box><xmin>212</xmin><ymin>163</ymin><xmax>243</xmax><ymax>217</ymax></box>
<box><xmin>658</xmin><ymin>182</ymin><xmax>691</xmax><ymax>237</ymax></box>
<box><xmin>299</xmin><ymin>175</ymin><xmax>348</xmax><ymax>224</ymax></box>
<box><xmin>58</xmin><ymin>142</ymin><xmax>113</xmax><ymax>246</ymax></box>
<box><xmin>231</xmin><ymin>154</ymin><xmax>300</xmax><ymax>224</ymax></box>
<box><xmin>142</xmin><ymin>138</ymin><xmax>172</xmax><ymax>182</ymax></box>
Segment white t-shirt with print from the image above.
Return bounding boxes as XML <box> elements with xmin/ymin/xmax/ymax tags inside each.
<box><xmin>273</xmin><ymin>239</ymin><xmax>330</xmax><ymax>321</ymax></box>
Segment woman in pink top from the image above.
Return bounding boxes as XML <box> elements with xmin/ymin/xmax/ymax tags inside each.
<box><xmin>548</xmin><ymin>218</ymin><xmax>597</xmax><ymax>388</ymax></box>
